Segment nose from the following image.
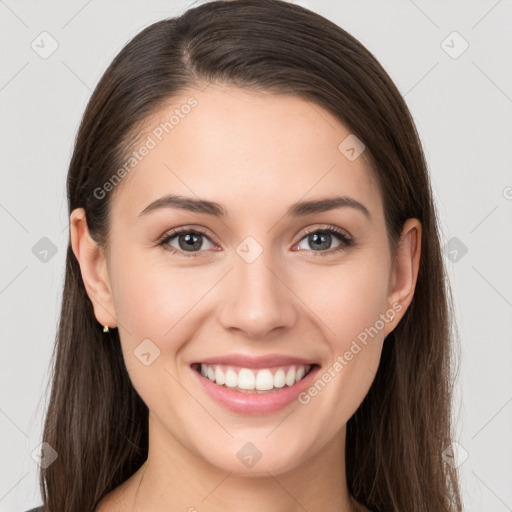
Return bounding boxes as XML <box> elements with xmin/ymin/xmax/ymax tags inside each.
<box><xmin>218</xmin><ymin>249</ymin><xmax>299</xmax><ymax>339</ymax></box>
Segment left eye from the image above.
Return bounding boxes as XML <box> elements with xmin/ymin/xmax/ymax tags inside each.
<box><xmin>295</xmin><ymin>229</ymin><xmax>350</xmax><ymax>252</ymax></box>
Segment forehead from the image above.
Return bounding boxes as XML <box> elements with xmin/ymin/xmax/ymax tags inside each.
<box><xmin>110</xmin><ymin>85</ymin><xmax>382</xmax><ymax>222</ymax></box>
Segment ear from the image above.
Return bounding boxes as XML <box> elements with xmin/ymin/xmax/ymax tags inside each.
<box><xmin>383</xmin><ymin>218</ymin><xmax>422</xmax><ymax>336</ymax></box>
<box><xmin>69</xmin><ymin>208</ymin><xmax>117</xmax><ymax>328</ymax></box>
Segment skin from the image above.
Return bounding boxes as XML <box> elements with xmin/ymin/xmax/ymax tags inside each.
<box><xmin>70</xmin><ymin>84</ymin><xmax>421</xmax><ymax>512</ymax></box>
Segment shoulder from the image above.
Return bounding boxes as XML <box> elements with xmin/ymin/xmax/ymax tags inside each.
<box><xmin>24</xmin><ymin>508</ymin><xmax>43</xmax><ymax>512</ymax></box>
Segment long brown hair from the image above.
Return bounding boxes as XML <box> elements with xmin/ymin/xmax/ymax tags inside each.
<box><xmin>39</xmin><ymin>1</ymin><xmax>463</xmax><ymax>510</ymax></box>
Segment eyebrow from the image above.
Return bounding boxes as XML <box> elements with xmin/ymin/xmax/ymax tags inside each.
<box><xmin>138</xmin><ymin>194</ymin><xmax>371</xmax><ymax>220</ymax></box>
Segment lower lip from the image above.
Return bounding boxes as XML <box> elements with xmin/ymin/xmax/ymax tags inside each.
<box><xmin>191</xmin><ymin>364</ymin><xmax>320</xmax><ymax>415</ymax></box>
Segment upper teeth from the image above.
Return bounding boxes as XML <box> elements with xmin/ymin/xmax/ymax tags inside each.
<box><xmin>200</xmin><ymin>364</ymin><xmax>311</xmax><ymax>391</ymax></box>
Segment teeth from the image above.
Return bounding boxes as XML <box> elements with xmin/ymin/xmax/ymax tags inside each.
<box><xmin>198</xmin><ymin>363</ymin><xmax>312</xmax><ymax>391</ymax></box>
<box><xmin>214</xmin><ymin>367</ymin><xmax>225</xmax><ymax>385</ymax></box>
<box><xmin>225</xmin><ymin>369</ymin><xmax>238</xmax><ymax>388</ymax></box>
<box><xmin>255</xmin><ymin>369</ymin><xmax>274</xmax><ymax>391</ymax></box>
<box><xmin>238</xmin><ymin>368</ymin><xmax>255</xmax><ymax>390</ymax></box>
<box><xmin>285</xmin><ymin>367</ymin><xmax>296</xmax><ymax>387</ymax></box>
<box><xmin>273</xmin><ymin>368</ymin><xmax>286</xmax><ymax>388</ymax></box>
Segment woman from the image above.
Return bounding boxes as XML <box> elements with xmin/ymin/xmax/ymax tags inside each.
<box><xmin>30</xmin><ymin>1</ymin><xmax>463</xmax><ymax>510</ymax></box>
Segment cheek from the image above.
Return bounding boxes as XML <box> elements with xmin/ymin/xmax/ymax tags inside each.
<box><xmin>293</xmin><ymin>252</ymin><xmax>390</xmax><ymax>414</ymax></box>
<box><xmin>109</xmin><ymin>245</ymin><xmax>203</xmax><ymax>337</ymax></box>
<box><xmin>293</xmin><ymin>250</ymin><xmax>391</xmax><ymax>346</ymax></box>
<box><xmin>108</xmin><ymin>252</ymin><xmax>195</xmax><ymax>416</ymax></box>
<box><xmin>108</xmin><ymin>248</ymin><xmax>220</xmax><ymax>397</ymax></box>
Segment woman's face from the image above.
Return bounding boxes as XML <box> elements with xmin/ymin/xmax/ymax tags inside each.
<box><xmin>75</xmin><ymin>84</ymin><xmax>419</xmax><ymax>476</ymax></box>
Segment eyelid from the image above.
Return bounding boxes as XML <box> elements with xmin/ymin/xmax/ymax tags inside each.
<box><xmin>296</xmin><ymin>224</ymin><xmax>352</xmax><ymax>243</ymax></box>
<box><xmin>158</xmin><ymin>225</ymin><xmax>216</xmax><ymax>245</ymax></box>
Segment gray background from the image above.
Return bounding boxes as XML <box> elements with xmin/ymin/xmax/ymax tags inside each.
<box><xmin>1</xmin><ymin>1</ymin><xmax>511</xmax><ymax>511</ymax></box>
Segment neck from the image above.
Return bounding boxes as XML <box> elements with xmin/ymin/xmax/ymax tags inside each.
<box><xmin>121</xmin><ymin>413</ymin><xmax>357</xmax><ymax>512</ymax></box>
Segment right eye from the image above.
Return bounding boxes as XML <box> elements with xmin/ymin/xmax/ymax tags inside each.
<box><xmin>159</xmin><ymin>227</ymin><xmax>217</xmax><ymax>257</ymax></box>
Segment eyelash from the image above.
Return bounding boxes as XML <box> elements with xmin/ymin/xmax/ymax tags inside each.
<box><xmin>158</xmin><ymin>225</ymin><xmax>353</xmax><ymax>258</ymax></box>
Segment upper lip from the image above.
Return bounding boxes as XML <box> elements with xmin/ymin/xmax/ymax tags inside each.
<box><xmin>191</xmin><ymin>353</ymin><xmax>318</xmax><ymax>369</ymax></box>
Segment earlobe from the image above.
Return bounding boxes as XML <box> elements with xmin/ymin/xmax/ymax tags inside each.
<box><xmin>69</xmin><ymin>208</ymin><xmax>117</xmax><ymax>328</ymax></box>
<box><xmin>384</xmin><ymin>218</ymin><xmax>422</xmax><ymax>334</ymax></box>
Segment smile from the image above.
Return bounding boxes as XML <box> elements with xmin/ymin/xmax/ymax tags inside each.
<box><xmin>191</xmin><ymin>362</ymin><xmax>314</xmax><ymax>393</ymax></box>
<box><xmin>190</xmin><ymin>359</ymin><xmax>321</xmax><ymax>415</ymax></box>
